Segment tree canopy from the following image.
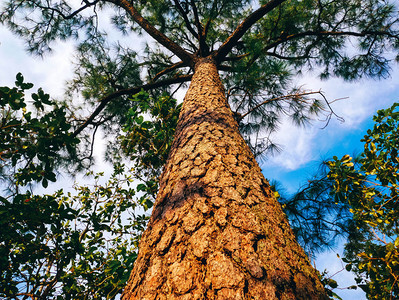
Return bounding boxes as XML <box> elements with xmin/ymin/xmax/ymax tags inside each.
<box><xmin>2</xmin><ymin>0</ymin><xmax>399</xmax><ymax>159</ymax></box>
<box><xmin>327</xmin><ymin>102</ymin><xmax>399</xmax><ymax>299</ymax></box>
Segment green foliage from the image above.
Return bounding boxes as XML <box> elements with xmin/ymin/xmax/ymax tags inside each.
<box><xmin>256</xmin><ymin>0</ymin><xmax>397</xmax><ymax>80</ymax></box>
<box><xmin>112</xmin><ymin>0</ymin><xmax>252</xmax><ymax>55</ymax></box>
<box><xmin>278</xmin><ymin>103</ymin><xmax>399</xmax><ymax>298</ymax></box>
<box><xmin>0</xmin><ymin>0</ymin><xmax>101</xmax><ymax>55</ymax></box>
<box><xmin>225</xmin><ymin>54</ymin><xmax>327</xmax><ymax>157</ymax></box>
<box><xmin>319</xmin><ymin>269</ymin><xmax>343</xmax><ymax>300</ymax></box>
<box><xmin>67</xmin><ymin>38</ymin><xmax>142</xmax><ymax>121</ymax></box>
<box><xmin>111</xmin><ymin>91</ymin><xmax>181</xmax><ymax>210</ymax></box>
<box><xmin>0</xmin><ymin>77</ymin><xmax>149</xmax><ymax>299</ymax></box>
<box><xmin>121</xmin><ymin>91</ymin><xmax>180</xmax><ymax>171</ymax></box>
<box><xmin>0</xmin><ymin>73</ymin><xmax>79</xmax><ymax>189</ymax></box>
<box><xmin>0</xmin><ymin>164</ymin><xmax>148</xmax><ymax>299</ymax></box>
<box><xmin>276</xmin><ymin>170</ymin><xmax>353</xmax><ymax>256</ymax></box>
<box><xmin>327</xmin><ymin>103</ymin><xmax>399</xmax><ymax>299</ymax></box>
<box><xmin>2</xmin><ymin>0</ymin><xmax>399</xmax><ymax>157</ymax></box>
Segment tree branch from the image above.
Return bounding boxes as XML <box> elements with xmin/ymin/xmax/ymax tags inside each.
<box><xmin>203</xmin><ymin>0</ymin><xmax>219</xmax><ymax>40</ymax></box>
<box><xmin>217</xmin><ymin>64</ymin><xmax>233</xmax><ymax>71</ymax></box>
<box><xmin>265</xmin><ymin>51</ymin><xmax>315</xmax><ymax>61</ymax></box>
<box><xmin>245</xmin><ymin>28</ymin><xmax>399</xmax><ymax>70</ymax></box>
<box><xmin>106</xmin><ymin>0</ymin><xmax>195</xmax><ymax>66</ymax></box>
<box><xmin>222</xmin><ymin>53</ymin><xmax>250</xmax><ymax>61</ymax></box>
<box><xmin>34</xmin><ymin>0</ymin><xmax>100</xmax><ymax>20</ymax></box>
<box><xmin>151</xmin><ymin>61</ymin><xmax>186</xmax><ymax>82</ymax></box>
<box><xmin>189</xmin><ymin>0</ymin><xmax>209</xmax><ymax>56</ymax></box>
<box><xmin>172</xmin><ymin>0</ymin><xmax>198</xmax><ymax>38</ymax></box>
<box><xmin>239</xmin><ymin>90</ymin><xmax>324</xmax><ymax>121</ymax></box>
<box><xmin>214</xmin><ymin>0</ymin><xmax>287</xmax><ymax>62</ymax></box>
<box><xmin>72</xmin><ymin>75</ymin><xmax>192</xmax><ymax>137</ymax></box>
<box><xmin>264</xmin><ymin>30</ymin><xmax>399</xmax><ymax>55</ymax></box>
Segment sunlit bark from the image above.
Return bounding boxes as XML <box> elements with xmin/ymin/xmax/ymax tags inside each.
<box><xmin>122</xmin><ymin>57</ymin><xmax>327</xmax><ymax>299</ymax></box>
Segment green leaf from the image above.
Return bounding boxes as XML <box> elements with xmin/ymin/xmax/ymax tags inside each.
<box><xmin>345</xmin><ymin>264</ymin><xmax>352</xmax><ymax>271</ymax></box>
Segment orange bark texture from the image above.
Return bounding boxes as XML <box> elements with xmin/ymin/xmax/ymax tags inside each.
<box><xmin>122</xmin><ymin>57</ymin><xmax>328</xmax><ymax>299</ymax></box>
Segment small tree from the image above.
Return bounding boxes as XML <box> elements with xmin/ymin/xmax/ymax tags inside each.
<box><xmin>0</xmin><ymin>77</ymin><xmax>149</xmax><ymax>299</ymax></box>
<box><xmin>327</xmin><ymin>102</ymin><xmax>399</xmax><ymax>299</ymax></box>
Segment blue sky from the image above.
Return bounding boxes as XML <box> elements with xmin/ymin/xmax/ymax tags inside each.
<box><xmin>262</xmin><ymin>114</ymin><xmax>375</xmax><ymax>193</ymax></box>
<box><xmin>260</xmin><ymin>62</ymin><xmax>399</xmax><ymax>299</ymax></box>
<box><xmin>2</xmin><ymin>16</ymin><xmax>399</xmax><ymax>298</ymax></box>
<box><xmin>262</xmin><ymin>71</ymin><xmax>399</xmax><ymax>191</ymax></box>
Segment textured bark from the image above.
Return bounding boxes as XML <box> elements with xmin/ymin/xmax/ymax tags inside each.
<box><xmin>122</xmin><ymin>57</ymin><xmax>328</xmax><ymax>299</ymax></box>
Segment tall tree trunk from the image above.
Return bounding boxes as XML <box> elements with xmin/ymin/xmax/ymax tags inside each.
<box><xmin>122</xmin><ymin>57</ymin><xmax>327</xmax><ymax>299</ymax></box>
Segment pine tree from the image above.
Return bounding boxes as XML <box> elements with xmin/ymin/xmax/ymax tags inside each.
<box><xmin>121</xmin><ymin>56</ymin><xmax>328</xmax><ymax>299</ymax></box>
<box><xmin>2</xmin><ymin>0</ymin><xmax>399</xmax><ymax>298</ymax></box>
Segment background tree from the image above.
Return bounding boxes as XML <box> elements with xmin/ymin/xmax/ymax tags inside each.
<box><xmin>274</xmin><ymin>102</ymin><xmax>399</xmax><ymax>299</ymax></box>
<box><xmin>0</xmin><ymin>77</ymin><xmax>149</xmax><ymax>299</ymax></box>
<box><xmin>2</xmin><ymin>0</ymin><xmax>399</xmax><ymax>299</ymax></box>
<box><xmin>0</xmin><ymin>73</ymin><xmax>79</xmax><ymax>190</ymax></box>
<box><xmin>275</xmin><ymin>169</ymin><xmax>353</xmax><ymax>257</ymax></box>
<box><xmin>327</xmin><ymin>102</ymin><xmax>399</xmax><ymax>299</ymax></box>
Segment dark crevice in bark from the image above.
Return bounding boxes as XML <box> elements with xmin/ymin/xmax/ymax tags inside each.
<box><xmin>253</xmin><ymin>234</ymin><xmax>266</xmax><ymax>252</ymax></box>
<box><xmin>244</xmin><ymin>279</ymin><xmax>249</xmax><ymax>294</ymax></box>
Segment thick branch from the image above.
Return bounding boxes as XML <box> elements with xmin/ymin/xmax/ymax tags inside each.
<box><xmin>190</xmin><ymin>0</ymin><xmax>209</xmax><ymax>56</ymax></box>
<box><xmin>72</xmin><ymin>75</ymin><xmax>192</xmax><ymax>137</ymax></box>
<box><xmin>172</xmin><ymin>0</ymin><xmax>198</xmax><ymax>38</ymax></box>
<box><xmin>264</xmin><ymin>29</ymin><xmax>399</xmax><ymax>53</ymax></box>
<box><xmin>265</xmin><ymin>51</ymin><xmax>315</xmax><ymax>61</ymax></box>
<box><xmin>245</xmin><ymin>28</ymin><xmax>399</xmax><ymax>70</ymax></box>
<box><xmin>107</xmin><ymin>0</ymin><xmax>195</xmax><ymax>66</ymax></box>
<box><xmin>214</xmin><ymin>0</ymin><xmax>287</xmax><ymax>62</ymax></box>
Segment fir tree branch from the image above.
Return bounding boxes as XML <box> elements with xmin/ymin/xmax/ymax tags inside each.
<box><xmin>172</xmin><ymin>0</ymin><xmax>198</xmax><ymax>38</ymax></box>
<box><xmin>238</xmin><ymin>91</ymin><xmax>323</xmax><ymax>121</ymax></box>
<box><xmin>189</xmin><ymin>0</ymin><xmax>209</xmax><ymax>56</ymax></box>
<box><xmin>214</xmin><ymin>0</ymin><xmax>287</xmax><ymax>62</ymax></box>
<box><xmin>106</xmin><ymin>0</ymin><xmax>195</xmax><ymax>66</ymax></box>
<box><xmin>32</xmin><ymin>0</ymin><xmax>100</xmax><ymax>20</ymax></box>
<box><xmin>151</xmin><ymin>61</ymin><xmax>187</xmax><ymax>82</ymax></box>
<box><xmin>73</xmin><ymin>75</ymin><xmax>192</xmax><ymax>137</ymax></box>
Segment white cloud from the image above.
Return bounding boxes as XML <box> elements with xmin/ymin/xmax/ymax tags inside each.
<box><xmin>0</xmin><ymin>27</ymin><xmax>75</xmax><ymax>96</ymax></box>
<box><xmin>266</xmin><ymin>121</ymin><xmax>318</xmax><ymax>170</ymax></box>
<box><xmin>262</xmin><ymin>68</ymin><xmax>399</xmax><ymax>171</ymax></box>
<box><xmin>311</xmin><ymin>74</ymin><xmax>399</xmax><ymax>129</ymax></box>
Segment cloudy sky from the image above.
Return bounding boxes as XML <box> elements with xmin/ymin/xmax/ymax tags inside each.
<box><xmin>1</xmin><ymin>11</ymin><xmax>399</xmax><ymax>298</ymax></box>
<box><xmin>262</xmin><ymin>67</ymin><xmax>399</xmax><ymax>189</ymax></box>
